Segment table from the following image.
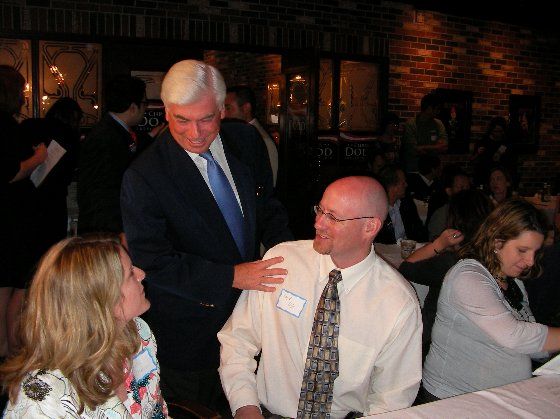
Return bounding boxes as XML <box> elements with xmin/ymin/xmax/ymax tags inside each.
<box><xmin>374</xmin><ymin>243</ymin><xmax>429</xmax><ymax>307</ymax></box>
<box><xmin>367</xmin><ymin>375</ymin><xmax>560</xmax><ymax>418</ymax></box>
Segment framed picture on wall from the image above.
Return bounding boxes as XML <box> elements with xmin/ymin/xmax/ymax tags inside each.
<box><xmin>508</xmin><ymin>94</ymin><xmax>540</xmax><ymax>153</ymax></box>
<box><xmin>433</xmin><ymin>88</ymin><xmax>473</xmax><ymax>154</ymax></box>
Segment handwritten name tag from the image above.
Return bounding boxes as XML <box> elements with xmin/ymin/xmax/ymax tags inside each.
<box><xmin>276</xmin><ymin>289</ymin><xmax>306</xmax><ymax>317</ymax></box>
<box><xmin>132</xmin><ymin>348</ymin><xmax>157</xmax><ymax>380</ymax></box>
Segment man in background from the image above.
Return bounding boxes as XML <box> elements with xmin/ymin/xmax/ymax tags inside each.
<box><xmin>401</xmin><ymin>92</ymin><xmax>448</xmax><ymax>173</ymax></box>
<box><xmin>78</xmin><ymin>75</ymin><xmax>150</xmax><ymax>236</ymax></box>
<box><xmin>225</xmin><ymin>85</ymin><xmax>278</xmax><ymax>187</ymax></box>
<box><xmin>375</xmin><ymin>164</ymin><xmax>427</xmax><ymax>244</ymax></box>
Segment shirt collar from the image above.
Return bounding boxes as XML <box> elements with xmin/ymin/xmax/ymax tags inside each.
<box><xmin>318</xmin><ymin>245</ymin><xmax>377</xmax><ymax>295</ymax></box>
<box><xmin>108</xmin><ymin>112</ymin><xmax>130</xmax><ymax>132</ymax></box>
<box><xmin>389</xmin><ymin>199</ymin><xmax>401</xmax><ymax>211</ymax></box>
<box><xmin>185</xmin><ymin>133</ymin><xmax>222</xmax><ymax>160</ymax></box>
<box><xmin>418</xmin><ymin>173</ymin><xmax>433</xmax><ymax>186</ymax></box>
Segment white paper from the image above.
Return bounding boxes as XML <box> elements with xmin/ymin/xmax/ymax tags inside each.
<box><xmin>534</xmin><ymin>353</ymin><xmax>560</xmax><ymax>376</ymax></box>
<box><xmin>30</xmin><ymin>140</ymin><xmax>66</xmax><ymax>187</ymax></box>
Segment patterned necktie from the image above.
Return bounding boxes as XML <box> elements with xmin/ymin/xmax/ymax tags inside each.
<box><xmin>297</xmin><ymin>269</ymin><xmax>342</xmax><ymax>419</ymax></box>
<box><xmin>200</xmin><ymin>151</ymin><xmax>246</xmax><ymax>257</ymax></box>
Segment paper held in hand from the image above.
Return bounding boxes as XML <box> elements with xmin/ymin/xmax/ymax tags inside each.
<box><xmin>30</xmin><ymin>139</ymin><xmax>66</xmax><ymax>187</ymax></box>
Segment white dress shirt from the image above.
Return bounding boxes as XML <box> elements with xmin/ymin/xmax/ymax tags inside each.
<box><xmin>185</xmin><ymin>134</ymin><xmax>243</xmax><ymax>212</ymax></box>
<box><xmin>218</xmin><ymin>241</ymin><xmax>422</xmax><ymax>418</ymax></box>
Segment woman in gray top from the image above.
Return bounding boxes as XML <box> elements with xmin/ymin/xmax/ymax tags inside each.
<box><xmin>422</xmin><ymin>199</ymin><xmax>560</xmax><ymax>401</ymax></box>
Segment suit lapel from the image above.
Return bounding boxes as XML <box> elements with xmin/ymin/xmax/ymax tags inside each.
<box><xmin>222</xmin><ymin>137</ymin><xmax>256</xmax><ymax>259</ymax></box>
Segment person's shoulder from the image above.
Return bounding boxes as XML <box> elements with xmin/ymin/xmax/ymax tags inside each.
<box><xmin>265</xmin><ymin>240</ymin><xmax>316</xmax><ymax>264</ymax></box>
<box><xmin>447</xmin><ymin>258</ymin><xmax>490</xmax><ymax>283</ymax></box>
<box><xmin>126</xmin><ymin>132</ymin><xmax>169</xmax><ymax>173</ymax></box>
<box><xmin>430</xmin><ymin>203</ymin><xmax>448</xmax><ymax>219</ymax></box>
<box><xmin>86</xmin><ymin>114</ymin><xmax>119</xmax><ymax>136</ymax></box>
<box><xmin>5</xmin><ymin>369</ymin><xmax>81</xmax><ymax>417</ymax></box>
<box><xmin>134</xmin><ymin>317</ymin><xmax>155</xmax><ymax>341</ymax></box>
<box><xmin>223</xmin><ymin>119</ymin><xmax>260</xmax><ymax>141</ymax></box>
<box><xmin>134</xmin><ymin>317</ymin><xmax>158</xmax><ymax>353</ymax></box>
<box><xmin>134</xmin><ymin>316</ymin><xmax>152</xmax><ymax>335</ymax></box>
<box><xmin>374</xmin><ymin>256</ymin><xmax>419</xmax><ymax>302</ymax></box>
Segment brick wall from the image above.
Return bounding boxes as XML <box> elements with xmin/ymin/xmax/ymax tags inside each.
<box><xmin>204</xmin><ymin>50</ymin><xmax>281</xmax><ymax>125</ymax></box>
<box><xmin>1</xmin><ymin>0</ymin><xmax>559</xmax><ymax>192</ymax></box>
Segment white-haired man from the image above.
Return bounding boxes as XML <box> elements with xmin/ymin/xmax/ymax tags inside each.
<box><xmin>219</xmin><ymin>176</ymin><xmax>422</xmax><ymax>418</ymax></box>
<box><xmin>121</xmin><ymin>60</ymin><xmax>292</xmax><ymax>409</ymax></box>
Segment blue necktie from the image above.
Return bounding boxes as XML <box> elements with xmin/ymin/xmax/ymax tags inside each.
<box><xmin>200</xmin><ymin>151</ymin><xmax>246</xmax><ymax>257</ymax></box>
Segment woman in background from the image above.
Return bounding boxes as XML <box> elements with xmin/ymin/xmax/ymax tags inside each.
<box><xmin>421</xmin><ymin>199</ymin><xmax>560</xmax><ymax>402</ymax></box>
<box><xmin>19</xmin><ymin>97</ymin><xmax>83</xmax><ymax>249</ymax></box>
<box><xmin>488</xmin><ymin>165</ymin><xmax>513</xmax><ymax>205</ymax></box>
<box><xmin>0</xmin><ymin>65</ymin><xmax>47</xmax><ymax>358</ymax></box>
<box><xmin>1</xmin><ymin>236</ymin><xmax>168</xmax><ymax>418</ymax></box>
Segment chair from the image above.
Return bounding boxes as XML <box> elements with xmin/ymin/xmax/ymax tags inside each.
<box><xmin>167</xmin><ymin>400</ymin><xmax>222</xmax><ymax>419</ymax></box>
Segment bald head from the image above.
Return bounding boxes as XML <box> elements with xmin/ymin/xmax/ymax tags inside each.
<box><xmin>314</xmin><ymin>176</ymin><xmax>388</xmax><ymax>268</ymax></box>
<box><xmin>325</xmin><ymin>176</ymin><xmax>388</xmax><ymax>223</ymax></box>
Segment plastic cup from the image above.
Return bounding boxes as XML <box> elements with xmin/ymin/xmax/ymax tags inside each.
<box><xmin>400</xmin><ymin>239</ymin><xmax>417</xmax><ymax>259</ymax></box>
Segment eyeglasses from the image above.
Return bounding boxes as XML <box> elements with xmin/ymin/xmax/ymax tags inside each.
<box><xmin>313</xmin><ymin>205</ymin><xmax>376</xmax><ymax>223</ymax></box>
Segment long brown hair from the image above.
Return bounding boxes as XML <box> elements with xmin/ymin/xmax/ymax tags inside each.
<box><xmin>0</xmin><ymin>236</ymin><xmax>140</xmax><ymax>412</ymax></box>
<box><xmin>458</xmin><ymin>198</ymin><xmax>548</xmax><ymax>279</ymax></box>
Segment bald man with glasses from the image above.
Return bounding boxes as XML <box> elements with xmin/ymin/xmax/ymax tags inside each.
<box><xmin>219</xmin><ymin>176</ymin><xmax>422</xmax><ymax>418</ymax></box>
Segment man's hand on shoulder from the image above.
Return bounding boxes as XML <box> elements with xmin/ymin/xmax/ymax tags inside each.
<box><xmin>235</xmin><ymin>405</ymin><xmax>264</xmax><ymax>419</ymax></box>
<box><xmin>233</xmin><ymin>256</ymin><xmax>287</xmax><ymax>292</ymax></box>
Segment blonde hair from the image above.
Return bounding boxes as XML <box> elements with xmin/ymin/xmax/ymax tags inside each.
<box><xmin>161</xmin><ymin>59</ymin><xmax>226</xmax><ymax>108</ymax></box>
<box><xmin>0</xmin><ymin>236</ymin><xmax>140</xmax><ymax>412</ymax></box>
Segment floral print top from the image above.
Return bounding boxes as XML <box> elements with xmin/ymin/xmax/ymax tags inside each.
<box><xmin>3</xmin><ymin>318</ymin><xmax>168</xmax><ymax>418</ymax></box>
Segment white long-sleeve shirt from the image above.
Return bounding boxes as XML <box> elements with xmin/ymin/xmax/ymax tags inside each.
<box><xmin>218</xmin><ymin>241</ymin><xmax>422</xmax><ymax>418</ymax></box>
<box><xmin>423</xmin><ymin>258</ymin><xmax>548</xmax><ymax>399</ymax></box>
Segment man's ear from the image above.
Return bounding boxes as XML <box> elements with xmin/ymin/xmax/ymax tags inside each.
<box><xmin>365</xmin><ymin>217</ymin><xmax>382</xmax><ymax>239</ymax></box>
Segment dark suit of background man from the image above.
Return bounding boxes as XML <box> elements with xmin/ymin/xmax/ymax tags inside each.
<box><xmin>375</xmin><ymin>164</ymin><xmax>427</xmax><ymax>244</ymax></box>
<box><xmin>120</xmin><ymin>60</ymin><xmax>293</xmax><ymax>409</ymax></box>
<box><xmin>78</xmin><ymin>75</ymin><xmax>151</xmax><ymax>236</ymax></box>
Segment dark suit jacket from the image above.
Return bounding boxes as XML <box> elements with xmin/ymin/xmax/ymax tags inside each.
<box><xmin>121</xmin><ymin>122</ymin><xmax>292</xmax><ymax>372</ymax></box>
<box><xmin>406</xmin><ymin>172</ymin><xmax>439</xmax><ymax>203</ymax></box>
<box><xmin>375</xmin><ymin>196</ymin><xmax>427</xmax><ymax>244</ymax></box>
<box><xmin>78</xmin><ymin>114</ymin><xmax>151</xmax><ymax>233</ymax></box>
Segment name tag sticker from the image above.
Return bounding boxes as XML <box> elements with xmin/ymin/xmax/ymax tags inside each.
<box><xmin>132</xmin><ymin>348</ymin><xmax>157</xmax><ymax>380</ymax></box>
<box><xmin>276</xmin><ymin>289</ymin><xmax>306</xmax><ymax>317</ymax></box>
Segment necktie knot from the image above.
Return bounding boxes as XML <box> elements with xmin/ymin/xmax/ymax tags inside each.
<box><xmin>329</xmin><ymin>269</ymin><xmax>342</xmax><ymax>286</ymax></box>
<box><xmin>200</xmin><ymin>150</ymin><xmax>214</xmax><ymax>162</ymax></box>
